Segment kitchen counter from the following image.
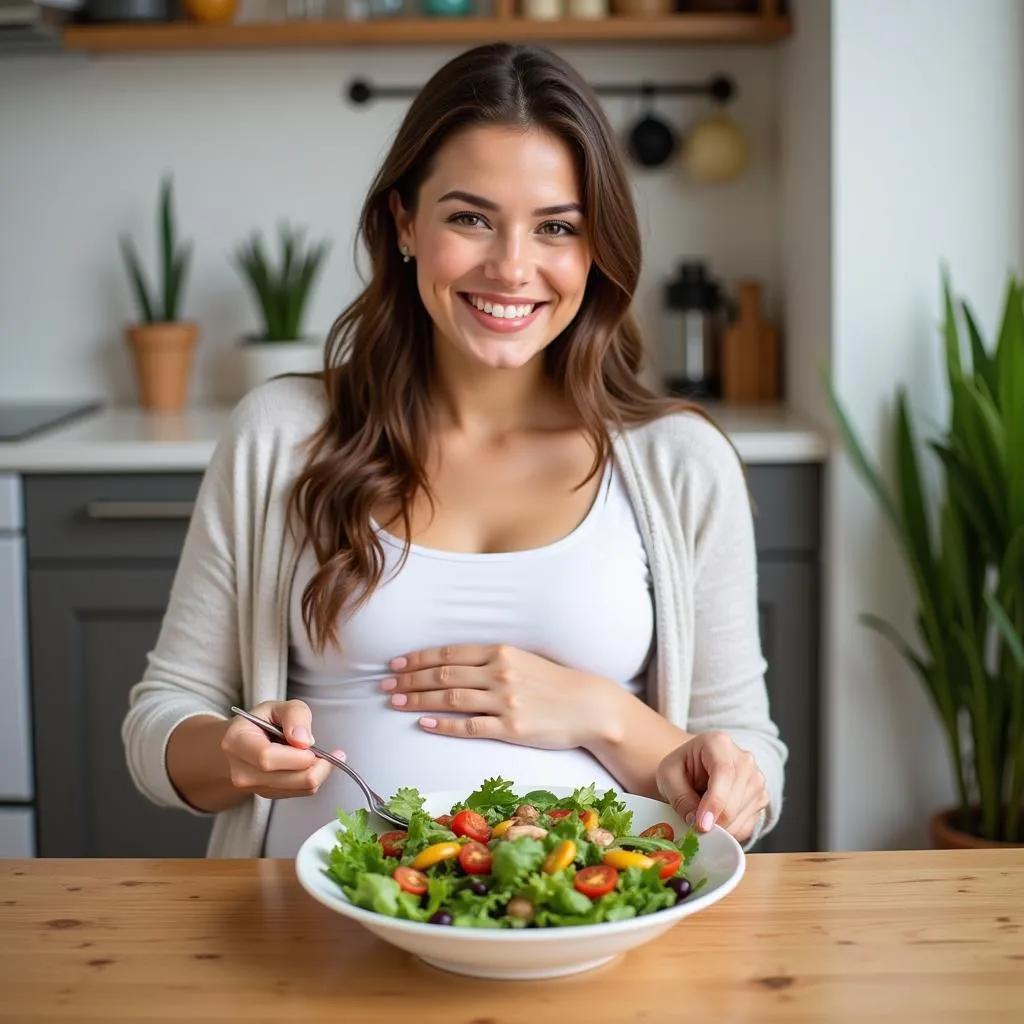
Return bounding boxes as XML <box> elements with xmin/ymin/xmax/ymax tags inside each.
<box><xmin>0</xmin><ymin>401</ymin><xmax>829</xmax><ymax>473</ymax></box>
<box><xmin>1</xmin><ymin>849</ymin><xmax>1021</xmax><ymax>1022</ymax></box>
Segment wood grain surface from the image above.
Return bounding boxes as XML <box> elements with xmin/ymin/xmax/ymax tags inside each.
<box><xmin>2</xmin><ymin>849</ymin><xmax>1022</xmax><ymax>1022</ymax></box>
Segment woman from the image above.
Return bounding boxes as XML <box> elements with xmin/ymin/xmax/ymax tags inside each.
<box><xmin>123</xmin><ymin>43</ymin><xmax>786</xmax><ymax>859</ymax></box>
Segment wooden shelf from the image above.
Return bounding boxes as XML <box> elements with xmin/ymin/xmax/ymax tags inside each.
<box><xmin>62</xmin><ymin>13</ymin><xmax>793</xmax><ymax>52</ymax></box>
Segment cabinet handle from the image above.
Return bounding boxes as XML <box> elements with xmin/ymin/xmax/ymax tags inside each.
<box><xmin>84</xmin><ymin>500</ymin><xmax>195</xmax><ymax>521</ymax></box>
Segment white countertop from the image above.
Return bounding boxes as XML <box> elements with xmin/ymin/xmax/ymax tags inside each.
<box><xmin>0</xmin><ymin>401</ymin><xmax>830</xmax><ymax>473</ymax></box>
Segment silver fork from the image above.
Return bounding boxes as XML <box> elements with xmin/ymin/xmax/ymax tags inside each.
<box><xmin>229</xmin><ymin>706</ymin><xmax>408</xmax><ymax>829</ymax></box>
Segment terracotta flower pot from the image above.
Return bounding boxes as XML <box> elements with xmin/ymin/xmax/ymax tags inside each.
<box><xmin>929</xmin><ymin>806</ymin><xmax>1024</xmax><ymax>849</ymax></box>
<box><xmin>125</xmin><ymin>321</ymin><xmax>198</xmax><ymax>412</ymax></box>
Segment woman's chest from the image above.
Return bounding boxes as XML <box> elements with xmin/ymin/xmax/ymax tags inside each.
<box><xmin>374</xmin><ymin>434</ymin><xmax>603</xmax><ymax>555</ymax></box>
<box><xmin>290</xmin><ymin>468</ymin><xmax>654</xmax><ymax>686</ymax></box>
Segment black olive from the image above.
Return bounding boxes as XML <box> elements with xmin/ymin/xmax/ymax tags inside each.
<box><xmin>428</xmin><ymin>909</ymin><xmax>454</xmax><ymax>925</ymax></box>
<box><xmin>666</xmin><ymin>876</ymin><xmax>692</xmax><ymax>902</ymax></box>
<box><xmin>469</xmin><ymin>881</ymin><xmax>488</xmax><ymax>897</ymax></box>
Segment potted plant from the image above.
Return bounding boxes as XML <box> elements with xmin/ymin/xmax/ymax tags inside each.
<box><xmin>827</xmin><ymin>270</ymin><xmax>1024</xmax><ymax>847</ymax></box>
<box><xmin>120</xmin><ymin>175</ymin><xmax>197</xmax><ymax>412</ymax></box>
<box><xmin>232</xmin><ymin>221</ymin><xmax>331</xmax><ymax>395</ymax></box>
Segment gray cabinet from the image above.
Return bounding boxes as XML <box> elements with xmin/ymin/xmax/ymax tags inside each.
<box><xmin>748</xmin><ymin>464</ymin><xmax>821</xmax><ymax>853</ymax></box>
<box><xmin>22</xmin><ymin>460</ymin><xmax>822</xmax><ymax>858</ymax></box>
<box><xmin>25</xmin><ymin>474</ymin><xmax>210</xmax><ymax>858</ymax></box>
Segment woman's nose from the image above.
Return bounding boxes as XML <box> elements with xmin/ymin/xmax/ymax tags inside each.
<box><xmin>485</xmin><ymin>232</ymin><xmax>531</xmax><ymax>288</ymax></box>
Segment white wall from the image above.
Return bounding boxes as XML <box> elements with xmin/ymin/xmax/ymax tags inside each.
<box><xmin>0</xmin><ymin>42</ymin><xmax>782</xmax><ymax>404</ymax></box>
<box><xmin>779</xmin><ymin>0</ymin><xmax>831</xmax><ymax>429</ymax></box>
<box><xmin>823</xmin><ymin>0</ymin><xmax>1024</xmax><ymax>849</ymax></box>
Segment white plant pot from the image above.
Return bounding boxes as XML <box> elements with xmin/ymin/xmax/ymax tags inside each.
<box><xmin>237</xmin><ymin>336</ymin><xmax>324</xmax><ymax>396</ymax></box>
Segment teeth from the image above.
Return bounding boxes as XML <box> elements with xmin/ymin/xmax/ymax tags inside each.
<box><xmin>469</xmin><ymin>295</ymin><xmax>535</xmax><ymax>319</ymax></box>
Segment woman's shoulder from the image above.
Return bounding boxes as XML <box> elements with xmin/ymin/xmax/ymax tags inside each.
<box><xmin>220</xmin><ymin>374</ymin><xmax>330</xmax><ymax>452</ymax></box>
<box><xmin>623</xmin><ymin>407</ymin><xmax>742</xmax><ymax>476</ymax></box>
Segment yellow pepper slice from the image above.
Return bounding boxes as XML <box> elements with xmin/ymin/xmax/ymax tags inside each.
<box><xmin>492</xmin><ymin>819</ymin><xmax>515</xmax><ymax>838</ymax></box>
<box><xmin>602</xmin><ymin>848</ymin><xmax>655</xmax><ymax>872</ymax></box>
<box><xmin>410</xmin><ymin>841</ymin><xmax>461</xmax><ymax>871</ymax></box>
<box><xmin>542</xmin><ymin>839</ymin><xmax>577</xmax><ymax>875</ymax></box>
<box><xmin>579</xmin><ymin>809</ymin><xmax>600</xmax><ymax>831</ymax></box>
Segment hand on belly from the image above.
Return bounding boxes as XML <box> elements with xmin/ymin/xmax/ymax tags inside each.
<box><xmin>380</xmin><ymin>642</ymin><xmax>618</xmax><ymax>751</ymax></box>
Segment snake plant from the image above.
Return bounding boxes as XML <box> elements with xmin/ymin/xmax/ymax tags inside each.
<box><xmin>827</xmin><ymin>269</ymin><xmax>1024</xmax><ymax>843</ymax></box>
<box><xmin>233</xmin><ymin>221</ymin><xmax>330</xmax><ymax>342</ymax></box>
<box><xmin>119</xmin><ymin>175</ymin><xmax>192</xmax><ymax>323</ymax></box>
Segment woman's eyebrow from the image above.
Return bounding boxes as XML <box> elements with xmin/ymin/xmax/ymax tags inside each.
<box><xmin>437</xmin><ymin>190</ymin><xmax>582</xmax><ymax>217</ymax></box>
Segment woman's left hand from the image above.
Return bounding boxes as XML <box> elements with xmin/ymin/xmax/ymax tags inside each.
<box><xmin>655</xmin><ymin>731</ymin><xmax>769</xmax><ymax>843</ymax></box>
<box><xmin>381</xmin><ymin>644</ymin><xmax>606</xmax><ymax>750</ymax></box>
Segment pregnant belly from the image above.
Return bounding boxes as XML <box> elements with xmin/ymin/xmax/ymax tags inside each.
<box><xmin>262</xmin><ymin>698</ymin><xmax>624</xmax><ymax>858</ymax></box>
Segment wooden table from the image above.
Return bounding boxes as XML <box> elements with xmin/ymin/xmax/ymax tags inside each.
<box><xmin>2</xmin><ymin>850</ymin><xmax>1022</xmax><ymax>1022</ymax></box>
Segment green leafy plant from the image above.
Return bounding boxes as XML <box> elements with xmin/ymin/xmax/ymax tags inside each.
<box><xmin>233</xmin><ymin>222</ymin><xmax>330</xmax><ymax>342</ymax></box>
<box><xmin>827</xmin><ymin>269</ymin><xmax>1024</xmax><ymax>842</ymax></box>
<box><xmin>119</xmin><ymin>175</ymin><xmax>192</xmax><ymax>323</ymax></box>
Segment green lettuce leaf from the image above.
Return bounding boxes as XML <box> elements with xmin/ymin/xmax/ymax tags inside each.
<box><xmin>593</xmin><ymin>789</ymin><xmax>633</xmax><ymax>835</ymax></box>
<box><xmin>462</xmin><ymin>777</ymin><xmax>521</xmax><ymax>818</ymax></box>
<box><xmin>335</xmin><ymin>807</ymin><xmax>375</xmax><ymax>843</ymax></box>
<box><xmin>348</xmin><ymin>873</ymin><xmax>402</xmax><ymax>915</ymax></box>
<box><xmin>679</xmin><ymin>829</ymin><xmax>699</xmax><ymax>865</ymax></box>
<box><xmin>491</xmin><ymin>836</ymin><xmax>546</xmax><ymax>887</ymax></box>
<box><xmin>400</xmin><ymin>810</ymin><xmax>455</xmax><ymax>858</ymax></box>
<box><xmin>567</xmin><ymin>783</ymin><xmax>598</xmax><ymax>810</ymax></box>
<box><xmin>385</xmin><ymin>786</ymin><xmax>425</xmax><ymax>821</ymax></box>
<box><xmin>519</xmin><ymin>789</ymin><xmax>559</xmax><ymax>810</ymax></box>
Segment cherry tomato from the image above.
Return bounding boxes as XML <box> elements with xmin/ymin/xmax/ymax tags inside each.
<box><xmin>602</xmin><ymin>848</ymin><xmax>655</xmax><ymax>872</ymax></box>
<box><xmin>640</xmin><ymin>822</ymin><xmax>676</xmax><ymax>841</ymax></box>
<box><xmin>649</xmin><ymin>849</ymin><xmax>683</xmax><ymax>879</ymax></box>
<box><xmin>379</xmin><ymin>830</ymin><xmax>407</xmax><ymax>858</ymax></box>
<box><xmin>451</xmin><ymin>810</ymin><xmax>492</xmax><ymax>843</ymax></box>
<box><xmin>458</xmin><ymin>841</ymin><xmax>493</xmax><ymax>875</ymax></box>
<box><xmin>547</xmin><ymin>809</ymin><xmax>574</xmax><ymax>822</ymax></box>
<box><xmin>574</xmin><ymin>864</ymin><xmax>618</xmax><ymax>899</ymax></box>
<box><xmin>433</xmin><ymin>815</ymin><xmax>453</xmax><ymax>828</ymax></box>
<box><xmin>410</xmin><ymin>841</ymin><xmax>461</xmax><ymax>871</ymax></box>
<box><xmin>542</xmin><ymin>839</ymin><xmax>577</xmax><ymax>875</ymax></box>
<box><xmin>492</xmin><ymin>819</ymin><xmax>515</xmax><ymax>838</ymax></box>
<box><xmin>579</xmin><ymin>809</ymin><xmax>600</xmax><ymax>831</ymax></box>
<box><xmin>393</xmin><ymin>866</ymin><xmax>428</xmax><ymax>896</ymax></box>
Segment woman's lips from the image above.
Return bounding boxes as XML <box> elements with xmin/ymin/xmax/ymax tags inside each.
<box><xmin>458</xmin><ymin>293</ymin><xmax>547</xmax><ymax>333</ymax></box>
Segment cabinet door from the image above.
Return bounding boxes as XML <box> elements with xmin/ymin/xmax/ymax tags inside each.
<box><xmin>28</xmin><ymin>568</ymin><xmax>212</xmax><ymax>858</ymax></box>
<box><xmin>753</xmin><ymin>559</ymin><xmax>819</xmax><ymax>853</ymax></box>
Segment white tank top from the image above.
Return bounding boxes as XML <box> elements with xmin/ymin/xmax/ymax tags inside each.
<box><xmin>263</xmin><ymin>461</ymin><xmax>654</xmax><ymax>856</ymax></box>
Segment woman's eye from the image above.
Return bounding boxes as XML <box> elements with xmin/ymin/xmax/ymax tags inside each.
<box><xmin>538</xmin><ymin>220</ymin><xmax>577</xmax><ymax>237</ymax></box>
<box><xmin>450</xmin><ymin>212</ymin><xmax>487</xmax><ymax>229</ymax></box>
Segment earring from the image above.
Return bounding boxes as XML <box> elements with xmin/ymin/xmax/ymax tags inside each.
<box><xmin>400</xmin><ymin>245</ymin><xmax>411</xmax><ymax>263</ymax></box>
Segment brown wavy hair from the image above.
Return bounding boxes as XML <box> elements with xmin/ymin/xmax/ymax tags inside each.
<box><xmin>290</xmin><ymin>42</ymin><xmax>705</xmax><ymax>653</ymax></box>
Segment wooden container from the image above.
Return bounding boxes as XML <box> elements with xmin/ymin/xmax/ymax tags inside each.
<box><xmin>721</xmin><ymin>279</ymin><xmax>780</xmax><ymax>402</ymax></box>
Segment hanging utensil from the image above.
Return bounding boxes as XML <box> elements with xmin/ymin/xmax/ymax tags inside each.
<box><xmin>626</xmin><ymin>83</ymin><xmax>677</xmax><ymax>169</ymax></box>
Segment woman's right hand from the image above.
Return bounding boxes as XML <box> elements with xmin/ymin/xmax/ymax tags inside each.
<box><xmin>220</xmin><ymin>699</ymin><xmax>342</xmax><ymax>800</ymax></box>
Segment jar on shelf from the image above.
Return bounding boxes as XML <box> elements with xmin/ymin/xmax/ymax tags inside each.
<box><xmin>422</xmin><ymin>0</ymin><xmax>471</xmax><ymax>13</ymax></box>
<box><xmin>567</xmin><ymin>0</ymin><xmax>606</xmax><ymax>15</ymax></box>
<box><xmin>368</xmin><ymin>0</ymin><xmax>404</xmax><ymax>15</ymax></box>
<box><xmin>611</xmin><ymin>0</ymin><xmax>671</xmax><ymax>15</ymax></box>
<box><xmin>522</xmin><ymin>0</ymin><xmax>563</xmax><ymax>19</ymax></box>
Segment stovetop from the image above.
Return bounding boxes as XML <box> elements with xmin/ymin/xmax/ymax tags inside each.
<box><xmin>0</xmin><ymin>401</ymin><xmax>103</xmax><ymax>442</ymax></box>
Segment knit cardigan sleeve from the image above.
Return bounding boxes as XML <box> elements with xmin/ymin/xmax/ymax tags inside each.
<box><xmin>684</xmin><ymin>419</ymin><xmax>788</xmax><ymax>845</ymax></box>
<box><xmin>120</xmin><ymin>392</ymin><xmax>254</xmax><ymax>817</ymax></box>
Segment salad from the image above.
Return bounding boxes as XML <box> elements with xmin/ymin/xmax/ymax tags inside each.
<box><xmin>324</xmin><ymin>777</ymin><xmax>704</xmax><ymax>929</ymax></box>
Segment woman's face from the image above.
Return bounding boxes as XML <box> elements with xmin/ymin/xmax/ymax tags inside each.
<box><xmin>391</xmin><ymin>125</ymin><xmax>592</xmax><ymax>372</ymax></box>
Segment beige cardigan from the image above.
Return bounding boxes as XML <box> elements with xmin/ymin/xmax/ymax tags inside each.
<box><xmin>123</xmin><ymin>376</ymin><xmax>787</xmax><ymax>856</ymax></box>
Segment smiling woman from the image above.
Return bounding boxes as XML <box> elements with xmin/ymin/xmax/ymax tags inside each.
<box><xmin>390</xmin><ymin>132</ymin><xmax>592</xmax><ymax>373</ymax></box>
<box><xmin>122</xmin><ymin>43</ymin><xmax>787</xmax><ymax>862</ymax></box>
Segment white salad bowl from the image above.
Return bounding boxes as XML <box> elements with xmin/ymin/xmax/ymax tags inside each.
<box><xmin>294</xmin><ymin>785</ymin><xmax>745</xmax><ymax>980</ymax></box>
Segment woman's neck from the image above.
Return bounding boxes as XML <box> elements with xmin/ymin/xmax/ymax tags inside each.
<box><xmin>429</xmin><ymin>345</ymin><xmax>569</xmax><ymax>439</ymax></box>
